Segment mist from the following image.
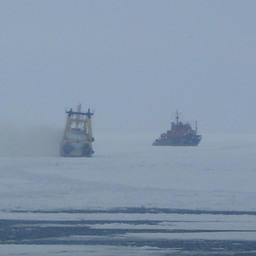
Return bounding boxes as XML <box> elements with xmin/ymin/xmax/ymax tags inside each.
<box><xmin>1</xmin><ymin>0</ymin><xmax>256</xmax><ymax>137</ymax></box>
<box><xmin>2</xmin><ymin>2</ymin><xmax>256</xmax><ymax>253</ymax></box>
<box><xmin>0</xmin><ymin>123</ymin><xmax>61</xmax><ymax>156</ymax></box>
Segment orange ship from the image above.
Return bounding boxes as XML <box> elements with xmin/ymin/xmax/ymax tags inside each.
<box><xmin>153</xmin><ymin>111</ymin><xmax>202</xmax><ymax>146</ymax></box>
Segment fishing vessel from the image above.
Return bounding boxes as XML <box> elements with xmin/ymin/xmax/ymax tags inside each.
<box><xmin>60</xmin><ymin>104</ymin><xmax>94</xmax><ymax>157</ymax></box>
<box><xmin>153</xmin><ymin>111</ymin><xmax>201</xmax><ymax>146</ymax></box>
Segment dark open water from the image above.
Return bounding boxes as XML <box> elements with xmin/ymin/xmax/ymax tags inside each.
<box><xmin>1</xmin><ymin>208</ymin><xmax>256</xmax><ymax>256</ymax></box>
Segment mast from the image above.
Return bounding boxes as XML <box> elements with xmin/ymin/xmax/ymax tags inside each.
<box><xmin>176</xmin><ymin>110</ymin><xmax>179</xmax><ymax>124</ymax></box>
<box><xmin>85</xmin><ymin>109</ymin><xmax>93</xmax><ymax>137</ymax></box>
<box><xmin>75</xmin><ymin>104</ymin><xmax>82</xmax><ymax>128</ymax></box>
<box><xmin>85</xmin><ymin>108</ymin><xmax>94</xmax><ymax>146</ymax></box>
<box><xmin>63</xmin><ymin>109</ymin><xmax>72</xmax><ymax>138</ymax></box>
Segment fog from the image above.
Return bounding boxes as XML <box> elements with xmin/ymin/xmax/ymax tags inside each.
<box><xmin>1</xmin><ymin>0</ymin><xmax>256</xmax><ymax>141</ymax></box>
<box><xmin>1</xmin><ymin>4</ymin><xmax>256</xmax><ymax>253</ymax></box>
<box><xmin>0</xmin><ymin>123</ymin><xmax>61</xmax><ymax>156</ymax></box>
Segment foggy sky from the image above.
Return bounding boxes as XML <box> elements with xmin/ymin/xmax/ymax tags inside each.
<box><xmin>1</xmin><ymin>0</ymin><xmax>256</xmax><ymax>134</ymax></box>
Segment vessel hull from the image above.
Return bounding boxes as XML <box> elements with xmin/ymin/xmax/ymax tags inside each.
<box><xmin>153</xmin><ymin>135</ymin><xmax>201</xmax><ymax>146</ymax></box>
<box><xmin>60</xmin><ymin>142</ymin><xmax>94</xmax><ymax>157</ymax></box>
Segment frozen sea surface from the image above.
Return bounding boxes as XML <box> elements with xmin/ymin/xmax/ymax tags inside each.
<box><xmin>1</xmin><ymin>133</ymin><xmax>256</xmax><ymax>255</ymax></box>
<box><xmin>1</xmin><ymin>133</ymin><xmax>256</xmax><ymax>212</ymax></box>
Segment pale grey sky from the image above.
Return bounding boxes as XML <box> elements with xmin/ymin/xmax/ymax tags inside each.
<box><xmin>1</xmin><ymin>0</ymin><xmax>256</xmax><ymax>133</ymax></box>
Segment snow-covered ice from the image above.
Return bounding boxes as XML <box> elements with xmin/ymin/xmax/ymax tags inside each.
<box><xmin>1</xmin><ymin>133</ymin><xmax>256</xmax><ymax>255</ymax></box>
<box><xmin>0</xmin><ymin>133</ymin><xmax>256</xmax><ymax>212</ymax></box>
